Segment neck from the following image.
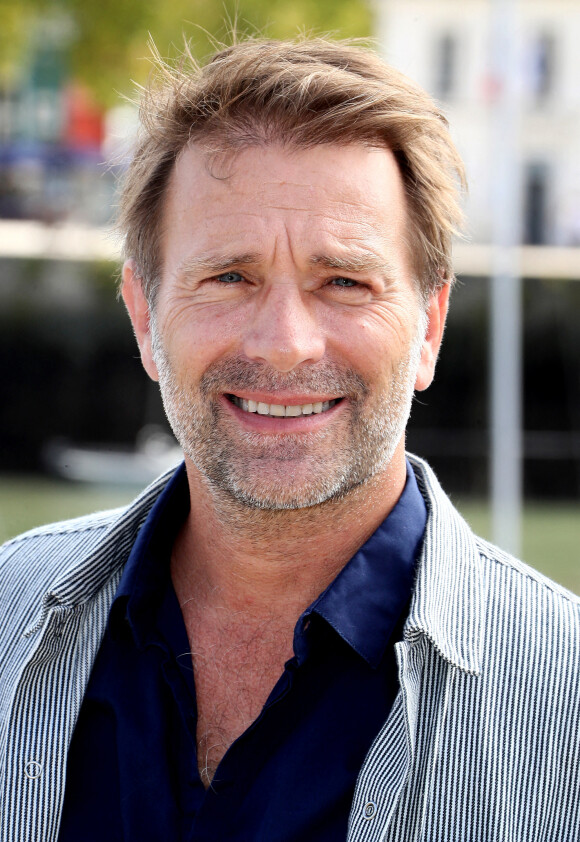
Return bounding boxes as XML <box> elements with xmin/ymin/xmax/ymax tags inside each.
<box><xmin>171</xmin><ymin>448</ymin><xmax>407</xmax><ymax>619</ymax></box>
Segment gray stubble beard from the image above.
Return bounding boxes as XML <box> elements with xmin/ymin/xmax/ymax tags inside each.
<box><xmin>150</xmin><ymin>310</ymin><xmax>427</xmax><ymax>511</ymax></box>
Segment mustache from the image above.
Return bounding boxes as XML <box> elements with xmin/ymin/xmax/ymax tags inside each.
<box><xmin>198</xmin><ymin>356</ymin><xmax>369</xmax><ymax>399</ymax></box>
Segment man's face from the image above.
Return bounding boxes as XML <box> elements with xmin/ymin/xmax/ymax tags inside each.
<box><xmin>124</xmin><ymin>143</ymin><xmax>448</xmax><ymax>509</ymax></box>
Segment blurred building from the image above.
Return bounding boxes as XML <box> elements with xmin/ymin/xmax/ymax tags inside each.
<box><xmin>0</xmin><ymin>14</ymin><xmax>117</xmax><ymax>225</ymax></box>
<box><xmin>378</xmin><ymin>0</ymin><xmax>580</xmax><ymax>246</ymax></box>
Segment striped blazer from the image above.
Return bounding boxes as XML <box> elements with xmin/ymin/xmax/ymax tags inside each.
<box><xmin>0</xmin><ymin>456</ymin><xmax>578</xmax><ymax>842</ymax></box>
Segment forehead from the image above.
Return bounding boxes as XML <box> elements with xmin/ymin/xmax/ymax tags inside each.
<box><xmin>162</xmin><ymin>142</ymin><xmax>411</xmax><ymax>269</ymax></box>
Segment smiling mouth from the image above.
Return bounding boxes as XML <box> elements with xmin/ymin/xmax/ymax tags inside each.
<box><xmin>227</xmin><ymin>395</ymin><xmax>341</xmax><ymax>418</ymax></box>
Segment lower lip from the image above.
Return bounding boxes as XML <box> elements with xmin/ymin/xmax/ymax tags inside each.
<box><xmin>220</xmin><ymin>395</ymin><xmax>345</xmax><ymax>433</ymax></box>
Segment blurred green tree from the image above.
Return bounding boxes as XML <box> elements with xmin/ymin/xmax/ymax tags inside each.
<box><xmin>0</xmin><ymin>0</ymin><xmax>373</xmax><ymax>105</ymax></box>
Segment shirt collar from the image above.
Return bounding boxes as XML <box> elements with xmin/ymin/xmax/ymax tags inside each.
<box><xmin>305</xmin><ymin>460</ymin><xmax>427</xmax><ymax>669</ymax></box>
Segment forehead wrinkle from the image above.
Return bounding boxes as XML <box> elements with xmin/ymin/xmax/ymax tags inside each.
<box><xmin>263</xmin><ymin>204</ymin><xmax>318</xmax><ymax>213</ymax></box>
<box><xmin>327</xmin><ymin>194</ymin><xmax>387</xmax><ymax>213</ymax></box>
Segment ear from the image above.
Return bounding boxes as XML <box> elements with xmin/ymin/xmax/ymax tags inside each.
<box><xmin>121</xmin><ymin>260</ymin><xmax>159</xmax><ymax>382</ymax></box>
<box><xmin>414</xmin><ymin>281</ymin><xmax>451</xmax><ymax>392</ymax></box>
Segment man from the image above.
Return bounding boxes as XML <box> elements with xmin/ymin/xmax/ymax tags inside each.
<box><xmin>1</xmin><ymin>38</ymin><xmax>578</xmax><ymax>842</ymax></box>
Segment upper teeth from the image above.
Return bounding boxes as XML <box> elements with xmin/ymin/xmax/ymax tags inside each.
<box><xmin>231</xmin><ymin>397</ymin><xmax>338</xmax><ymax>417</ymax></box>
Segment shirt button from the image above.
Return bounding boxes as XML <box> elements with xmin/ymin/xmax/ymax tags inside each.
<box><xmin>363</xmin><ymin>800</ymin><xmax>377</xmax><ymax>820</ymax></box>
<box><xmin>24</xmin><ymin>761</ymin><xmax>43</xmax><ymax>780</ymax></box>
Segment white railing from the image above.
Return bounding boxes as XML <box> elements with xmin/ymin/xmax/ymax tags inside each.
<box><xmin>0</xmin><ymin>219</ymin><xmax>119</xmax><ymax>261</ymax></box>
<box><xmin>1</xmin><ymin>219</ymin><xmax>578</xmax><ymax>278</ymax></box>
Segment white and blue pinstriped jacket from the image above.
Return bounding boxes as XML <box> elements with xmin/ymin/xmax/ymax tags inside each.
<box><xmin>0</xmin><ymin>456</ymin><xmax>578</xmax><ymax>842</ymax></box>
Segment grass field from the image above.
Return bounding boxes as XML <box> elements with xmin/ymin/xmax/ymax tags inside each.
<box><xmin>0</xmin><ymin>474</ymin><xmax>578</xmax><ymax>595</ymax></box>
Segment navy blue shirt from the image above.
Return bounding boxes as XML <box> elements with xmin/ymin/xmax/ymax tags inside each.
<box><xmin>58</xmin><ymin>462</ymin><xmax>426</xmax><ymax>842</ymax></box>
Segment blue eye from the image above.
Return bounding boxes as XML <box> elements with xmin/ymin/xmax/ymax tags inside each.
<box><xmin>331</xmin><ymin>277</ymin><xmax>358</xmax><ymax>287</ymax></box>
<box><xmin>216</xmin><ymin>271</ymin><xmax>243</xmax><ymax>284</ymax></box>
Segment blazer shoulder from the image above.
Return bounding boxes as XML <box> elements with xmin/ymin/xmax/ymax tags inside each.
<box><xmin>474</xmin><ymin>533</ymin><xmax>580</xmax><ymax>608</ymax></box>
<box><xmin>0</xmin><ymin>506</ymin><xmax>127</xmax><ymax>563</ymax></box>
<box><xmin>0</xmin><ymin>465</ymin><xmax>178</xmax><ymax>567</ymax></box>
<box><xmin>0</xmin><ymin>468</ymin><xmax>177</xmax><ymax>608</ymax></box>
<box><xmin>473</xmin><ymin>536</ymin><xmax>580</xmax><ymax>671</ymax></box>
<box><xmin>1</xmin><ymin>507</ymin><xmax>125</xmax><ymax>550</ymax></box>
<box><xmin>0</xmin><ymin>508</ymin><xmax>128</xmax><ymax>600</ymax></box>
<box><xmin>5</xmin><ymin>505</ymin><xmax>125</xmax><ymax>540</ymax></box>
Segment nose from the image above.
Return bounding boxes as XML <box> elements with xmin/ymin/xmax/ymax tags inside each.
<box><xmin>242</xmin><ymin>284</ymin><xmax>326</xmax><ymax>372</ymax></box>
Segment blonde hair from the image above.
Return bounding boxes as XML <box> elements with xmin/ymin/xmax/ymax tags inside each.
<box><xmin>118</xmin><ymin>37</ymin><xmax>466</xmax><ymax>303</ymax></box>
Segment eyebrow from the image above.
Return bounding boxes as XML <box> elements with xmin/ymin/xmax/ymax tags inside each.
<box><xmin>309</xmin><ymin>253</ymin><xmax>397</xmax><ymax>277</ymax></box>
<box><xmin>176</xmin><ymin>253</ymin><xmax>262</xmax><ymax>277</ymax></box>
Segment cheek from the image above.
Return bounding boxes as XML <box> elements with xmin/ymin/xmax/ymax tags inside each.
<box><xmin>325</xmin><ymin>307</ymin><xmax>412</xmax><ymax>371</ymax></box>
<box><xmin>362</xmin><ymin>299</ymin><xmax>420</xmax><ymax>339</ymax></box>
<box><xmin>156</xmin><ymin>296</ymin><xmax>250</xmax><ymax>366</ymax></box>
